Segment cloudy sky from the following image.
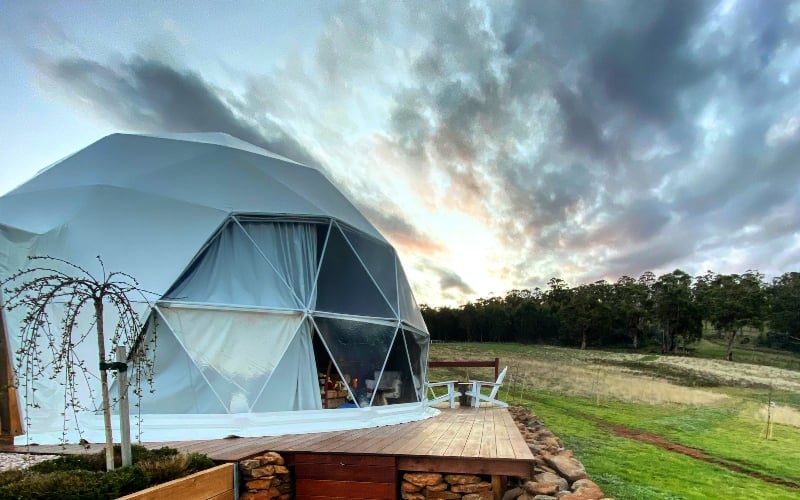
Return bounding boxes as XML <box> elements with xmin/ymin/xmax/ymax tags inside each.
<box><xmin>1</xmin><ymin>0</ymin><xmax>799</xmax><ymax>305</ymax></box>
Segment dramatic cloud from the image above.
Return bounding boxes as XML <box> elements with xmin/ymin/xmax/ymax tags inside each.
<box><xmin>14</xmin><ymin>0</ymin><xmax>800</xmax><ymax>303</ymax></box>
<box><xmin>34</xmin><ymin>55</ymin><xmax>318</xmax><ymax>167</ymax></box>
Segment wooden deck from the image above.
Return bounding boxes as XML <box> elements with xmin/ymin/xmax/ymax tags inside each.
<box><xmin>1</xmin><ymin>407</ymin><xmax>534</xmax><ymax>477</ymax></box>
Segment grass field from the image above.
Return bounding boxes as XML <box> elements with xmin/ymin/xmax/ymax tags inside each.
<box><xmin>428</xmin><ymin>342</ymin><xmax>800</xmax><ymax>500</ymax></box>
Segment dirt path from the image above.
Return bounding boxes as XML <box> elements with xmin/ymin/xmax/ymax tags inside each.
<box><xmin>596</xmin><ymin>419</ymin><xmax>800</xmax><ymax>490</ymax></box>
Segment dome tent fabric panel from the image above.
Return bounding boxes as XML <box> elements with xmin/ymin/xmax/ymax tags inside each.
<box><xmin>122</xmin><ymin>313</ymin><xmax>229</xmax><ymax>415</ymax></box>
<box><xmin>0</xmin><ymin>184</ymin><xmax>229</xmax><ymax>295</ymax></box>
<box><xmin>9</xmin><ymin>135</ymin><xmax>218</xmax><ymax>196</ymax></box>
<box><xmin>236</xmin><ymin>219</ymin><xmax>318</xmax><ymax>309</ymax></box>
<box><xmin>247</xmin><ymin>156</ymin><xmax>385</xmax><ymax>242</ymax></box>
<box><xmin>397</xmin><ymin>261</ymin><xmax>427</xmax><ymax>331</ymax></box>
<box><xmin>249</xmin><ymin>319</ymin><xmax>322</xmax><ymax>412</ymax></box>
<box><xmin>163</xmin><ymin>220</ymin><xmax>301</xmax><ymax>310</ymax></box>
<box><xmin>123</xmin><ymin>148</ymin><xmax>329</xmax><ymax>216</ymax></box>
<box><xmin>158</xmin><ymin>307</ymin><xmax>305</xmax><ymax>414</ymax></box>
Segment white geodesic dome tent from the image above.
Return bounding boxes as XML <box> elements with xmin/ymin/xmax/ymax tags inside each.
<box><xmin>0</xmin><ymin>133</ymin><xmax>434</xmax><ymax>444</ymax></box>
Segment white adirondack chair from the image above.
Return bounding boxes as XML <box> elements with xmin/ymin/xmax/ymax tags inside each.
<box><xmin>465</xmin><ymin>366</ymin><xmax>509</xmax><ymax>408</ymax></box>
<box><xmin>424</xmin><ymin>379</ymin><xmax>459</xmax><ymax>408</ymax></box>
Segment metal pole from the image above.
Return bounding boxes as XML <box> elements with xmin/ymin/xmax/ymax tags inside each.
<box><xmin>116</xmin><ymin>346</ymin><xmax>132</xmax><ymax>466</ymax></box>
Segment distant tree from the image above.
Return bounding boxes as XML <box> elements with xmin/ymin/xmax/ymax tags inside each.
<box><xmin>653</xmin><ymin>270</ymin><xmax>701</xmax><ymax>353</ymax></box>
<box><xmin>2</xmin><ymin>256</ymin><xmax>155</xmax><ymax>470</ymax></box>
<box><xmin>695</xmin><ymin>270</ymin><xmax>766</xmax><ymax>361</ymax></box>
<box><xmin>613</xmin><ymin>275</ymin><xmax>652</xmax><ymax>349</ymax></box>
<box><xmin>561</xmin><ymin>281</ymin><xmax>613</xmax><ymax>349</ymax></box>
<box><xmin>768</xmin><ymin>272</ymin><xmax>800</xmax><ymax>343</ymax></box>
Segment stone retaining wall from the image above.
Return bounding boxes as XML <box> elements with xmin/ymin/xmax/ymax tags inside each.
<box><xmin>402</xmin><ymin>472</ymin><xmax>493</xmax><ymax>499</ymax></box>
<box><xmin>239</xmin><ymin>451</ymin><xmax>292</xmax><ymax>500</ymax></box>
<box><xmin>506</xmin><ymin>406</ymin><xmax>610</xmax><ymax>500</ymax></box>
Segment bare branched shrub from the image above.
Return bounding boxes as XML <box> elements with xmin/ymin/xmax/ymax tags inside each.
<box><xmin>2</xmin><ymin>256</ymin><xmax>157</xmax><ymax>470</ymax></box>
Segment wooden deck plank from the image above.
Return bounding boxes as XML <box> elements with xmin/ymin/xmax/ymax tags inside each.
<box><xmin>408</xmin><ymin>407</ymin><xmax>464</xmax><ymax>456</ymax></box>
<box><xmin>493</xmin><ymin>409</ymin><xmax>517</xmax><ymax>460</ymax></box>
<box><xmin>480</xmin><ymin>407</ymin><xmax>497</xmax><ymax>458</ymax></box>
<box><xmin>442</xmin><ymin>409</ymin><xmax>477</xmax><ymax>457</ymax></box>
<box><xmin>460</xmin><ymin>408</ymin><xmax>487</xmax><ymax>458</ymax></box>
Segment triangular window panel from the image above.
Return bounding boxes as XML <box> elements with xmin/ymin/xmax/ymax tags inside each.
<box><xmin>238</xmin><ymin>220</ymin><xmax>319</xmax><ymax>308</ymax></box>
<box><xmin>159</xmin><ymin>307</ymin><xmax>303</xmax><ymax>414</ymax></box>
<box><xmin>124</xmin><ymin>311</ymin><xmax>228</xmax><ymax>414</ymax></box>
<box><xmin>397</xmin><ymin>260</ymin><xmax>427</xmax><ymax>331</ymax></box>
<box><xmin>313</xmin><ymin>316</ymin><xmax>397</xmax><ymax>407</ymax></box>
<box><xmin>314</xmin><ymin>225</ymin><xmax>394</xmax><ymax>318</ymax></box>
<box><xmin>163</xmin><ymin>221</ymin><xmax>300</xmax><ymax>310</ymax></box>
<box><xmin>340</xmin><ymin>225</ymin><xmax>398</xmax><ymax>316</ymax></box>
<box><xmin>403</xmin><ymin>329</ymin><xmax>429</xmax><ymax>402</ymax></box>
<box><xmin>376</xmin><ymin>327</ymin><xmax>417</xmax><ymax>404</ymax></box>
<box><xmin>251</xmin><ymin>319</ymin><xmax>322</xmax><ymax>412</ymax></box>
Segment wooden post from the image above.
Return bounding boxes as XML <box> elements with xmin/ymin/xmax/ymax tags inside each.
<box><xmin>0</xmin><ymin>295</ymin><xmax>21</xmax><ymax>442</ymax></box>
<box><xmin>492</xmin><ymin>475</ymin><xmax>506</xmax><ymax>500</ymax></box>
<box><xmin>117</xmin><ymin>346</ymin><xmax>132</xmax><ymax>466</ymax></box>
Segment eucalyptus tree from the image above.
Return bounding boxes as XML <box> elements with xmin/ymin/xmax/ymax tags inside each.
<box><xmin>768</xmin><ymin>272</ymin><xmax>800</xmax><ymax>344</ymax></box>
<box><xmin>614</xmin><ymin>275</ymin><xmax>652</xmax><ymax>349</ymax></box>
<box><xmin>653</xmin><ymin>270</ymin><xmax>701</xmax><ymax>353</ymax></box>
<box><xmin>695</xmin><ymin>270</ymin><xmax>766</xmax><ymax>361</ymax></box>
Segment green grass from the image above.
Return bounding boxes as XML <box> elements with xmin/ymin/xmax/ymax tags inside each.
<box><xmin>430</xmin><ymin>342</ymin><xmax>800</xmax><ymax>499</ymax></box>
<box><xmin>692</xmin><ymin>338</ymin><xmax>800</xmax><ymax>371</ymax></box>
<box><xmin>525</xmin><ymin>393</ymin><xmax>799</xmax><ymax>499</ymax></box>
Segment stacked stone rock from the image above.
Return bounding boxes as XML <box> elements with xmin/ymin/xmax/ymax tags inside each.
<box><xmin>239</xmin><ymin>451</ymin><xmax>292</xmax><ymax>500</ymax></box>
<box><xmin>402</xmin><ymin>472</ymin><xmax>494</xmax><ymax>499</ymax></box>
<box><xmin>505</xmin><ymin>406</ymin><xmax>611</xmax><ymax>500</ymax></box>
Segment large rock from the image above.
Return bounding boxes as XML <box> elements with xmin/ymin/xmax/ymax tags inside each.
<box><xmin>258</xmin><ymin>452</ymin><xmax>285</xmax><ymax>465</ymax></box>
<box><xmin>425</xmin><ymin>490</ymin><xmax>461</xmax><ymax>499</ymax></box>
<box><xmin>533</xmin><ymin>471</ymin><xmax>568</xmax><ymax>492</ymax></box>
<box><xmin>523</xmin><ymin>481</ymin><xmax>558</xmax><ymax>496</ymax></box>
<box><xmin>451</xmin><ymin>481</ymin><xmax>492</xmax><ymax>494</ymax></box>
<box><xmin>401</xmin><ymin>492</ymin><xmax>425</xmax><ymax>500</ymax></box>
<box><xmin>245</xmin><ymin>479</ymin><xmax>273</xmax><ymax>490</ymax></box>
<box><xmin>401</xmin><ymin>481</ymin><xmax>423</xmax><ymax>493</ymax></box>
<box><xmin>545</xmin><ymin>452</ymin><xmax>587</xmax><ymax>482</ymax></box>
<box><xmin>246</xmin><ymin>465</ymin><xmax>275</xmax><ymax>478</ymax></box>
<box><xmin>503</xmin><ymin>486</ymin><xmax>524</xmax><ymax>500</ymax></box>
<box><xmin>566</xmin><ymin>478</ymin><xmax>604</xmax><ymax>500</ymax></box>
<box><xmin>445</xmin><ymin>474</ymin><xmax>482</xmax><ymax>485</ymax></box>
<box><xmin>404</xmin><ymin>472</ymin><xmax>443</xmax><ymax>487</ymax></box>
<box><xmin>463</xmin><ymin>491</ymin><xmax>493</xmax><ymax>500</ymax></box>
<box><xmin>427</xmin><ymin>482</ymin><xmax>449</xmax><ymax>492</ymax></box>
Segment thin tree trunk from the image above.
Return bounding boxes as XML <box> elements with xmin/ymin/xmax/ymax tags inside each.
<box><xmin>581</xmin><ymin>330</ymin><xmax>587</xmax><ymax>350</ymax></box>
<box><xmin>95</xmin><ymin>299</ymin><xmax>114</xmax><ymax>471</ymax></box>
<box><xmin>726</xmin><ymin>329</ymin><xmax>737</xmax><ymax>362</ymax></box>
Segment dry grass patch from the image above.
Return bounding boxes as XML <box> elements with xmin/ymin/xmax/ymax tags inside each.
<box><xmin>754</xmin><ymin>405</ymin><xmax>800</xmax><ymax>429</ymax></box>
<box><xmin>502</xmin><ymin>358</ymin><xmax>728</xmax><ymax>406</ymax></box>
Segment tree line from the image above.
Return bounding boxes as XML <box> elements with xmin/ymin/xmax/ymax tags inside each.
<box><xmin>420</xmin><ymin>270</ymin><xmax>800</xmax><ymax>361</ymax></box>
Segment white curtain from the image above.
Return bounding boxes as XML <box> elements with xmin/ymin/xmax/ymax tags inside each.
<box><xmin>159</xmin><ymin>306</ymin><xmax>303</xmax><ymax>413</ymax></box>
<box><xmin>237</xmin><ymin>220</ymin><xmax>318</xmax><ymax>310</ymax></box>
<box><xmin>164</xmin><ymin>221</ymin><xmax>299</xmax><ymax>309</ymax></box>
<box><xmin>251</xmin><ymin>319</ymin><xmax>322</xmax><ymax>411</ymax></box>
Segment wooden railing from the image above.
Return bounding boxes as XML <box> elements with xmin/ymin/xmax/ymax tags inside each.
<box><xmin>428</xmin><ymin>357</ymin><xmax>500</xmax><ymax>380</ymax></box>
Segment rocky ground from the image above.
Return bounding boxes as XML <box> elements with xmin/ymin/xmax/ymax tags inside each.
<box><xmin>506</xmin><ymin>406</ymin><xmax>611</xmax><ymax>500</ymax></box>
<box><xmin>0</xmin><ymin>453</ymin><xmax>57</xmax><ymax>472</ymax></box>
